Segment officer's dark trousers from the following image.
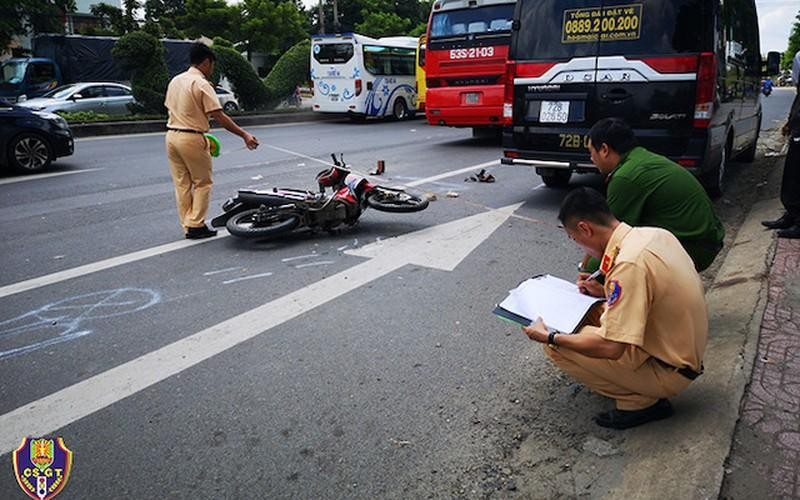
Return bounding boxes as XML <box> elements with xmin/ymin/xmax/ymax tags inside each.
<box><xmin>782</xmin><ymin>136</ymin><xmax>800</xmax><ymax>219</ymax></box>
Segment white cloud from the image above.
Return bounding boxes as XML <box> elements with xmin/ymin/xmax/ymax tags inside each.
<box><xmin>757</xmin><ymin>2</ymin><xmax>798</xmax><ymax>53</ymax></box>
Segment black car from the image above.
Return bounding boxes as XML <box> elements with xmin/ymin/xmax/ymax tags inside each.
<box><xmin>0</xmin><ymin>98</ymin><xmax>74</xmax><ymax>174</ymax></box>
<box><xmin>501</xmin><ymin>0</ymin><xmax>780</xmax><ymax>196</ymax></box>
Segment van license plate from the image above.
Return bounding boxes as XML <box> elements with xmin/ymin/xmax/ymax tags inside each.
<box><xmin>465</xmin><ymin>92</ymin><xmax>480</xmax><ymax>104</ymax></box>
<box><xmin>540</xmin><ymin>101</ymin><xmax>570</xmax><ymax>123</ymax></box>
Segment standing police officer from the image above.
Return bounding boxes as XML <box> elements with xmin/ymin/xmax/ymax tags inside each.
<box><xmin>164</xmin><ymin>42</ymin><xmax>259</xmax><ymax>239</ymax></box>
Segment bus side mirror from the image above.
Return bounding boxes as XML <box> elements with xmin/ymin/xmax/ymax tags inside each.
<box><xmin>765</xmin><ymin>51</ymin><xmax>780</xmax><ymax>76</ymax></box>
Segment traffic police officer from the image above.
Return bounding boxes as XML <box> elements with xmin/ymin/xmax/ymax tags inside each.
<box><xmin>524</xmin><ymin>187</ymin><xmax>707</xmax><ymax>429</ymax></box>
<box><xmin>165</xmin><ymin>42</ymin><xmax>259</xmax><ymax>239</ymax></box>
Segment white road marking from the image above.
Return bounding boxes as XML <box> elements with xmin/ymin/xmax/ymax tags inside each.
<box><xmin>202</xmin><ymin>266</ymin><xmax>241</xmax><ymax>276</ymax></box>
<box><xmin>0</xmin><ymin>203</ymin><xmax>521</xmax><ymax>455</ymax></box>
<box><xmin>281</xmin><ymin>253</ymin><xmax>318</xmax><ymax>262</ymax></box>
<box><xmin>294</xmin><ymin>260</ymin><xmax>335</xmax><ymax>269</ymax></box>
<box><xmin>222</xmin><ymin>272</ymin><xmax>274</xmax><ymax>285</ymax></box>
<box><xmin>265</xmin><ymin>144</ymin><xmax>333</xmax><ymax>166</ymax></box>
<box><xmin>0</xmin><ymin>168</ymin><xmax>104</xmax><ymax>186</ymax></box>
<box><xmin>74</xmin><ymin>121</ymin><xmax>313</xmax><ymax>142</ymax></box>
<box><xmin>404</xmin><ymin>160</ymin><xmax>499</xmax><ymax>187</ymax></box>
<box><xmin>0</xmin><ymin>230</ymin><xmax>230</xmax><ymax>300</ymax></box>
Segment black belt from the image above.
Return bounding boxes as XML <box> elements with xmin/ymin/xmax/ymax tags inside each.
<box><xmin>167</xmin><ymin>128</ymin><xmax>205</xmax><ymax>134</ymax></box>
<box><xmin>655</xmin><ymin>358</ymin><xmax>703</xmax><ymax>380</ymax></box>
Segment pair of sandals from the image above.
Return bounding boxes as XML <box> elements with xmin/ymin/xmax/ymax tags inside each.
<box><xmin>465</xmin><ymin>168</ymin><xmax>495</xmax><ymax>183</ymax></box>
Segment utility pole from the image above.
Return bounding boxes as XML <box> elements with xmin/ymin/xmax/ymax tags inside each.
<box><xmin>318</xmin><ymin>0</ymin><xmax>325</xmax><ymax>34</ymax></box>
<box><xmin>333</xmin><ymin>0</ymin><xmax>340</xmax><ymax>33</ymax></box>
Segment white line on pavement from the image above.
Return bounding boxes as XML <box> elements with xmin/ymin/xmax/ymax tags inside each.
<box><xmin>0</xmin><ymin>168</ymin><xmax>105</xmax><ymax>186</ymax></box>
<box><xmin>404</xmin><ymin>160</ymin><xmax>499</xmax><ymax>187</ymax></box>
<box><xmin>0</xmin><ymin>230</ymin><xmax>230</xmax><ymax>300</ymax></box>
<box><xmin>222</xmin><ymin>272</ymin><xmax>273</xmax><ymax>285</ymax></box>
<box><xmin>74</xmin><ymin>121</ymin><xmax>312</xmax><ymax>142</ymax></box>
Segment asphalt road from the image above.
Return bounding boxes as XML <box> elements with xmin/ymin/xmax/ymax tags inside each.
<box><xmin>0</xmin><ymin>94</ymin><xmax>788</xmax><ymax>498</ymax></box>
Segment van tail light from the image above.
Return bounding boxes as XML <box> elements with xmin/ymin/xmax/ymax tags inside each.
<box><xmin>693</xmin><ymin>52</ymin><xmax>716</xmax><ymax>128</ymax></box>
<box><xmin>503</xmin><ymin>61</ymin><xmax>516</xmax><ymax>126</ymax></box>
<box><xmin>355</xmin><ymin>79</ymin><xmax>362</xmax><ymax>97</ymax></box>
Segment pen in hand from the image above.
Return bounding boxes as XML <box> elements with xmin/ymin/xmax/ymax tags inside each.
<box><xmin>584</xmin><ymin>269</ymin><xmax>603</xmax><ymax>282</ymax></box>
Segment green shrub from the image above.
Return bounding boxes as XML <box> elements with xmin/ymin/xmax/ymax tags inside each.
<box><xmin>263</xmin><ymin>40</ymin><xmax>310</xmax><ymax>102</ymax></box>
<box><xmin>112</xmin><ymin>31</ymin><xmax>169</xmax><ymax>114</ymax></box>
<box><xmin>56</xmin><ymin>111</ymin><xmax>111</xmax><ymax>123</ymax></box>
<box><xmin>214</xmin><ymin>45</ymin><xmax>272</xmax><ymax>111</ymax></box>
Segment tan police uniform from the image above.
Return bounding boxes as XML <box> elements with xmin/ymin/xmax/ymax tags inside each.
<box><xmin>164</xmin><ymin>66</ymin><xmax>222</xmax><ymax>230</ymax></box>
<box><xmin>545</xmin><ymin>222</ymin><xmax>708</xmax><ymax>410</ymax></box>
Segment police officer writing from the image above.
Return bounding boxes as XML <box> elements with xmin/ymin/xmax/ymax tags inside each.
<box><xmin>165</xmin><ymin>42</ymin><xmax>259</xmax><ymax>239</ymax></box>
<box><xmin>761</xmin><ymin>54</ymin><xmax>800</xmax><ymax>238</ymax></box>
<box><xmin>580</xmin><ymin>118</ymin><xmax>724</xmax><ymax>279</ymax></box>
<box><xmin>524</xmin><ymin>187</ymin><xmax>707</xmax><ymax>429</ymax></box>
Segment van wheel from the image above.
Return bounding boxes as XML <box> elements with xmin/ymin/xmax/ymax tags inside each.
<box><xmin>540</xmin><ymin>170</ymin><xmax>571</xmax><ymax>188</ymax></box>
<box><xmin>392</xmin><ymin>99</ymin><xmax>408</xmax><ymax>120</ymax></box>
<box><xmin>738</xmin><ymin>117</ymin><xmax>760</xmax><ymax>163</ymax></box>
<box><xmin>702</xmin><ymin>140</ymin><xmax>729</xmax><ymax>199</ymax></box>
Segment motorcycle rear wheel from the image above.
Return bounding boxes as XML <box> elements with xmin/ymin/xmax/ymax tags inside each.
<box><xmin>366</xmin><ymin>188</ymin><xmax>429</xmax><ymax>213</ymax></box>
<box><xmin>226</xmin><ymin>208</ymin><xmax>301</xmax><ymax>239</ymax></box>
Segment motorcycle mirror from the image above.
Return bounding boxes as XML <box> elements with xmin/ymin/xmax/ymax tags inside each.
<box><xmin>331</xmin><ymin>153</ymin><xmax>340</xmax><ymax>166</ymax></box>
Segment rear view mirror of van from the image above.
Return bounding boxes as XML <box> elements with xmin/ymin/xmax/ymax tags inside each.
<box><xmin>765</xmin><ymin>51</ymin><xmax>781</xmax><ymax>76</ymax></box>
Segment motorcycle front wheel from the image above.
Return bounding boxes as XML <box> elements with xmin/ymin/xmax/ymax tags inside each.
<box><xmin>226</xmin><ymin>208</ymin><xmax>301</xmax><ymax>239</ymax></box>
<box><xmin>365</xmin><ymin>187</ymin><xmax>429</xmax><ymax>213</ymax></box>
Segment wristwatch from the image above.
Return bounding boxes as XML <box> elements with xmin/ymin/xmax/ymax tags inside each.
<box><xmin>547</xmin><ymin>331</ymin><xmax>558</xmax><ymax>347</ymax></box>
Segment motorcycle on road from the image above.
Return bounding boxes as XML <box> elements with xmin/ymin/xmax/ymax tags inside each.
<box><xmin>211</xmin><ymin>155</ymin><xmax>429</xmax><ymax>240</ymax></box>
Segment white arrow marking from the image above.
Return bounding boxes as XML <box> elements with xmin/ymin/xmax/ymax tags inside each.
<box><xmin>0</xmin><ymin>203</ymin><xmax>521</xmax><ymax>455</ymax></box>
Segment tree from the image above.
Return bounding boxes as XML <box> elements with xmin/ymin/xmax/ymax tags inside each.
<box><xmin>264</xmin><ymin>39</ymin><xmax>310</xmax><ymax>101</ymax></box>
<box><xmin>112</xmin><ymin>31</ymin><xmax>169</xmax><ymax>113</ymax></box>
<box><xmin>782</xmin><ymin>11</ymin><xmax>800</xmax><ymax>71</ymax></box>
<box><xmin>88</xmin><ymin>3</ymin><xmax>125</xmax><ymax>36</ymax></box>
<box><xmin>213</xmin><ymin>45</ymin><xmax>272</xmax><ymax>110</ymax></box>
<box><xmin>1</xmin><ymin>0</ymin><xmax>76</xmax><ymax>49</ymax></box>
<box><xmin>240</xmin><ymin>0</ymin><xmax>307</xmax><ymax>57</ymax></box>
<box><xmin>122</xmin><ymin>0</ymin><xmax>142</xmax><ymax>33</ymax></box>
<box><xmin>176</xmin><ymin>0</ymin><xmax>242</xmax><ymax>41</ymax></box>
<box><xmin>355</xmin><ymin>11</ymin><xmax>411</xmax><ymax>37</ymax></box>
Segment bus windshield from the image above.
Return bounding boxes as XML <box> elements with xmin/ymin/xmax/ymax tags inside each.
<box><xmin>430</xmin><ymin>4</ymin><xmax>514</xmax><ymax>41</ymax></box>
<box><xmin>313</xmin><ymin>43</ymin><xmax>355</xmax><ymax>64</ymax></box>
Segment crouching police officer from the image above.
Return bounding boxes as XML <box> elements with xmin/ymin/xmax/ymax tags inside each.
<box><xmin>524</xmin><ymin>187</ymin><xmax>707</xmax><ymax>429</ymax></box>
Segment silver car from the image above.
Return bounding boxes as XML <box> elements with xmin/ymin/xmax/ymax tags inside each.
<box><xmin>216</xmin><ymin>86</ymin><xmax>240</xmax><ymax>112</ymax></box>
<box><xmin>19</xmin><ymin>82</ymin><xmax>135</xmax><ymax>116</ymax></box>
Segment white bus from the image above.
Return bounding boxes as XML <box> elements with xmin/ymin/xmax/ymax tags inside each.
<box><xmin>310</xmin><ymin>33</ymin><xmax>418</xmax><ymax>120</ymax></box>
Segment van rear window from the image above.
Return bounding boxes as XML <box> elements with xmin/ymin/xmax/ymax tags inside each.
<box><xmin>512</xmin><ymin>0</ymin><xmax>709</xmax><ymax>60</ymax></box>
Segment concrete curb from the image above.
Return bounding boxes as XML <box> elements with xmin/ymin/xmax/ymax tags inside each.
<box><xmin>604</xmin><ymin>197</ymin><xmax>780</xmax><ymax>499</ymax></box>
<box><xmin>68</xmin><ymin>111</ymin><xmax>342</xmax><ymax>138</ymax></box>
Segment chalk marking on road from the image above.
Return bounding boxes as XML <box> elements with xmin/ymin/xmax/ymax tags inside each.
<box><xmin>404</xmin><ymin>160</ymin><xmax>499</xmax><ymax>187</ymax></box>
<box><xmin>294</xmin><ymin>260</ymin><xmax>335</xmax><ymax>269</ymax></box>
<box><xmin>203</xmin><ymin>266</ymin><xmax>241</xmax><ymax>276</ymax></box>
<box><xmin>222</xmin><ymin>272</ymin><xmax>274</xmax><ymax>285</ymax></box>
<box><xmin>0</xmin><ymin>231</ymin><xmax>229</xmax><ymax>300</ymax></box>
<box><xmin>0</xmin><ymin>168</ymin><xmax>105</xmax><ymax>186</ymax></box>
<box><xmin>281</xmin><ymin>253</ymin><xmax>318</xmax><ymax>262</ymax></box>
<box><xmin>0</xmin><ymin>288</ymin><xmax>161</xmax><ymax>360</ymax></box>
<box><xmin>0</xmin><ymin>203</ymin><xmax>522</xmax><ymax>455</ymax></box>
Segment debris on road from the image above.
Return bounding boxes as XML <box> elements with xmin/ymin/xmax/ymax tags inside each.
<box><xmin>251</xmin><ymin>174</ymin><xmax>263</xmax><ymax>180</ymax></box>
<box><xmin>424</xmin><ymin>192</ymin><xmax>438</xmax><ymax>201</ymax></box>
<box><xmin>446</xmin><ymin>191</ymin><xmax>460</xmax><ymax>198</ymax></box>
<box><xmin>582</xmin><ymin>436</ymin><xmax>619</xmax><ymax>457</ymax></box>
<box><xmin>370</xmin><ymin>160</ymin><xmax>386</xmax><ymax>176</ymax></box>
<box><xmin>465</xmin><ymin>169</ymin><xmax>495</xmax><ymax>183</ymax></box>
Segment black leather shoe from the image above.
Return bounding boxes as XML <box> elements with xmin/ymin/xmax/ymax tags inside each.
<box><xmin>593</xmin><ymin>399</ymin><xmax>673</xmax><ymax>429</ymax></box>
<box><xmin>762</xmin><ymin>213</ymin><xmax>795</xmax><ymax>230</ymax></box>
<box><xmin>185</xmin><ymin>225</ymin><xmax>218</xmax><ymax>239</ymax></box>
<box><xmin>777</xmin><ymin>224</ymin><xmax>800</xmax><ymax>239</ymax></box>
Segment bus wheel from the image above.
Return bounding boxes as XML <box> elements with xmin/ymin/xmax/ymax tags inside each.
<box><xmin>392</xmin><ymin>99</ymin><xmax>408</xmax><ymax>120</ymax></box>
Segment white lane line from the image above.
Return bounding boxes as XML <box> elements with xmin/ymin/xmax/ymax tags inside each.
<box><xmin>0</xmin><ymin>168</ymin><xmax>105</xmax><ymax>186</ymax></box>
<box><xmin>203</xmin><ymin>266</ymin><xmax>240</xmax><ymax>276</ymax></box>
<box><xmin>265</xmin><ymin>144</ymin><xmax>333</xmax><ymax>166</ymax></box>
<box><xmin>294</xmin><ymin>260</ymin><xmax>335</xmax><ymax>269</ymax></box>
<box><xmin>222</xmin><ymin>272</ymin><xmax>273</xmax><ymax>285</ymax></box>
<box><xmin>404</xmin><ymin>160</ymin><xmax>499</xmax><ymax>187</ymax></box>
<box><xmin>74</xmin><ymin>121</ymin><xmax>314</xmax><ymax>142</ymax></box>
<box><xmin>0</xmin><ymin>230</ymin><xmax>230</xmax><ymax>300</ymax></box>
<box><xmin>281</xmin><ymin>253</ymin><xmax>318</xmax><ymax>262</ymax></box>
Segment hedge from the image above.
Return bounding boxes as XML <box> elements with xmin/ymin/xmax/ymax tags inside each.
<box><xmin>111</xmin><ymin>31</ymin><xmax>169</xmax><ymax>114</ymax></box>
<box><xmin>214</xmin><ymin>46</ymin><xmax>272</xmax><ymax>111</ymax></box>
<box><xmin>263</xmin><ymin>40</ymin><xmax>310</xmax><ymax>102</ymax></box>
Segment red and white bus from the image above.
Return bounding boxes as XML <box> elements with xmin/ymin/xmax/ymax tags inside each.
<box><xmin>424</xmin><ymin>0</ymin><xmax>516</xmax><ymax>134</ymax></box>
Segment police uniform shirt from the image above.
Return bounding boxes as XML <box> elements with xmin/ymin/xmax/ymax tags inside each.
<box><xmin>165</xmin><ymin>67</ymin><xmax>222</xmax><ymax>133</ymax></box>
<box><xmin>595</xmin><ymin>223</ymin><xmax>707</xmax><ymax>374</ymax></box>
<box><xmin>607</xmin><ymin>146</ymin><xmax>724</xmax><ymax>270</ymax></box>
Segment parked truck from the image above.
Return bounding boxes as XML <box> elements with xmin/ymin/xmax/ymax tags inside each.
<box><xmin>0</xmin><ymin>34</ymin><xmax>194</xmax><ymax>104</ymax></box>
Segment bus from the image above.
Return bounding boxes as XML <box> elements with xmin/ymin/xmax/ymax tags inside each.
<box><xmin>416</xmin><ymin>35</ymin><xmax>427</xmax><ymax>112</ymax></box>
<box><xmin>424</xmin><ymin>0</ymin><xmax>516</xmax><ymax>133</ymax></box>
<box><xmin>310</xmin><ymin>33</ymin><xmax>418</xmax><ymax>120</ymax></box>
